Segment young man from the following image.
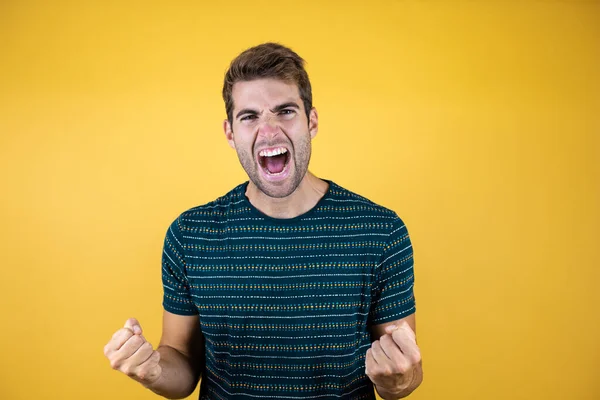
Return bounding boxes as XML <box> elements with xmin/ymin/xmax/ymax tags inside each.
<box><xmin>104</xmin><ymin>43</ymin><xmax>423</xmax><ymax>399</ymax></box>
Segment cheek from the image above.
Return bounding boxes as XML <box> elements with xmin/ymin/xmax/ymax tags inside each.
<box><xmin>232</xmin><ymin>128</ymin><xmax>254</xmax><ymax>147</ymax></box>
<box><xmin>234</xmin><ymin>137</ymin><xmax>256</xmax><ymax>161</ymax></box>
<box><xmin>283</xmin><ymin>120</ymin><xmax>310</xmax><ymax>142</ymax></box>
<box><xmin>285</xmin><ymin>117</ymin><xmax>306</xmax><ymax>129</ymax></box>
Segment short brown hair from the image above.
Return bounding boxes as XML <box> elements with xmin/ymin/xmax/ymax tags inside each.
<box><xmin>222</xmin><ymin>42</ymin><xmax>313</xmax><ymax>124</ymax></box>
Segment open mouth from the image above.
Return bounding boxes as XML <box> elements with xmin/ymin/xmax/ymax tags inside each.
<box><xmin>258</xmin><ymin>146</ymin><xmax>290</xmax><ymax>176</ymax></box>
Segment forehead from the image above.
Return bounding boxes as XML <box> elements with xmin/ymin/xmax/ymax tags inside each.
<box><xmin>231</xmin><ymin>78</ymin><xmax>301</xmax><ymax>110</ymax></box>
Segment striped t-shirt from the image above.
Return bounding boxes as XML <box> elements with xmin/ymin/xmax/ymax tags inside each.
<box><xmin>161</xmin><ymin>180</ymin><xmax>416</xmax><ymax>400</ymax></box>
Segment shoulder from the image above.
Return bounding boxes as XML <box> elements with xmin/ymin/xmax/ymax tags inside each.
<box><xmin>183</xmin><ymin>182</ymin><xmax>246</xmax><ymax>216</ymax></box>
<box><xmin>168</xmin><ymin>182</ymin><xmax>249</xmax><ymax>231</ymax></box>
<box><xmin>326</xmin><ymin>181</ymin><xmax>401</xmax><ymax>222</ymax></box>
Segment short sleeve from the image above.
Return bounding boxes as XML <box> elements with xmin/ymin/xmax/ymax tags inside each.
<box><xmin>161</xmin><ymin>216</ymin><xmax>198</xmax><ymax>315</ymax></box>
<box><xmin>370</xmin><ymin>215</ymin><xmax>416</xmax><ymax>324</ymax></box>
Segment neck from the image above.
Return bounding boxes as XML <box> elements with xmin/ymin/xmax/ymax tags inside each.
<box><xmin>245</xmin><ymin>172</ymin><xmax>329</xmax><ymax>219</ymax></box>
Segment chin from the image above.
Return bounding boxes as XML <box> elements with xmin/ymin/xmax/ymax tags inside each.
<box><xmin>256</xmin><ymin>181</ymin><xmax>297</xmax><ymax>199</ymax></box>
<box><xmin>246</xmin><ymin>171</ymin><xmax>303</xmax><ymax>199</ymax></box>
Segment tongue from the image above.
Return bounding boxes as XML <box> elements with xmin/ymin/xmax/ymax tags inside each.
<box><xmin>265</xmin><ymin>154</ymin><xmax>286</xmax><ymax>174</ymax></box>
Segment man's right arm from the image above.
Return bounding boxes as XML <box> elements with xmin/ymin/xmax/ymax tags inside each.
<box><xmin>104</xmin><ymin>311</ymin><xmax>204</xmax><ymax>399</ymax></box>
<box><xmin>145</xmin><ymin>311</ymin><xmax>204</xmax><ymax>398</ymax></box>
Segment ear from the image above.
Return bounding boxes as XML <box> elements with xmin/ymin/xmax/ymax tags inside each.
<box><xmin>308</xmin><ymin>107</ymin><xmax>319</xmax><ymax>139</ymax></box>
<box><xmin>223</xmin><ymin>119</ymin><xmax>235</xmax><ymax>149</ymax></box>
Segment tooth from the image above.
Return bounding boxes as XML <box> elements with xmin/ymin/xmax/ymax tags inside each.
<box><xmin>260</xmin><ymin>148</ymin><xmax>289</xmax><ymax>157</ymax></box>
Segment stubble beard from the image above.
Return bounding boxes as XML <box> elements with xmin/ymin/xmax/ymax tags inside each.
<box><xmin>237</xmin><ymin>136</ymin><xmax>312</xmax><ymax>199</ymax></box>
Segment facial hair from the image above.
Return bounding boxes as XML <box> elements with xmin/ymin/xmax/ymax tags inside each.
<box><xmin>235</xmin><ymin>133</ymin><xmax>312</xmax><ymax>198</ymax></box>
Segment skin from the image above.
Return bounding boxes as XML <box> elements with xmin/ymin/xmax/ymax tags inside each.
<box><xmin>103</xmin><ymin>78</ymin><xmax>422</xmax><ymax>399</ymax></box>
<box><xmin>103</xmin><ymin>314</ymin><xmax>203</xmax><ymax>399</ymax></box>
<box><xmin>223</xmin><ymin>78</ymin><xmax>328</xmax><ymax>218</ymax></box>
<box><xmin>368</xmin><ymin>314</ymin><xmax>423</xmax><ymax>399</ymax></box>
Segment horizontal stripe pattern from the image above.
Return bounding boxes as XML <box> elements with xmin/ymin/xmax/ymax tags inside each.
<box><xmin>162</xmin><ymin>180</ymin><xmax>415</xmax><ymax>399</ymax></box>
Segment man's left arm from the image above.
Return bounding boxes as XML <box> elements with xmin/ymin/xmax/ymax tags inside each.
<box><xmin>367</xmin><ymin>313</ymin><xmax>423</xmax><ymax>399</ymax></box>
<box><xmin>366</xmin><ymin>215</ymin><xmax>422</xmax><ymax>399</ymax></box>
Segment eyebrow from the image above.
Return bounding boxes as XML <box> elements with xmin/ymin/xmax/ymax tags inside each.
<box><xmin>271</xmin><ymin>102</ymin><xmax>300</xmax><ymax>113</ymax></box>
<box><xmin>235</xmin><ymin>102</ymin><xmax>300</xmax><ymax>120</ymax></box>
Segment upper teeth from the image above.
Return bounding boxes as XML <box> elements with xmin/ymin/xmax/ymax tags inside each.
<box><xmin>259</xmin><ymin>147</ymin><xmax>288</xmax><ymax>157</ymax></box>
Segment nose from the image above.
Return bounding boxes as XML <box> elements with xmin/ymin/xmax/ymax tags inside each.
<box><xmin>257</xmin><ymin>114</ymin><xmax>281</xmax><ymax>140</ymax></box>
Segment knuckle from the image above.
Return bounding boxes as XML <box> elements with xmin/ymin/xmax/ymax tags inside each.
<box><xmin>396</xmin><ymin>360</ymin><xmax>410</xmax><ymax>374</ymax></box>
<box><xmin>412</xmin><ymin>351</ymin><xmax>422</xmax><ymax>364</ymax></box>
<box><xmin>394</xmin><ymin>362</ymin><xmax>405</xmax><ymax>374</ymax></box>
<box><xmin>113</xmin><ymin>328</ymin><xmax>131</xmax><ymax>341</ymax></box>
<box><xmin>109</xmin><ymin>358</ymin><xmax>121</xmax><ymax>370</ymax></box>
<box><xmin>142</xmin><ymin>342</ymin><xmax>153</xmax><ymax>351</ymax></box>
<box><xmin>121</xmin><ymin>365</ymin><xmax>133</xmax><ymax>376</ymax></box>
<box><xmin>129</xmin><ymin>335</ymin><xmax>143</xmax><ymax>347</ymax></box>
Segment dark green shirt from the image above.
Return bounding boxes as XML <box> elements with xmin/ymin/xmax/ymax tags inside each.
<box><xmin>162</xmin><ymin>180</ymin><xmax>416</xmax><ymax>399</ymax></box>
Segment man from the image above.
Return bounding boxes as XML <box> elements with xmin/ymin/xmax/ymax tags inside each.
<box><xmin>104</xmin><ymin>42</ymin><xmax>423</xmax><ymax>399</ymax></box>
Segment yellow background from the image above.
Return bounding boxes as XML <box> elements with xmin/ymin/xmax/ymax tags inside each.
<box><xmin>1</xmin><ymin>1</ymin><xmax>598</xmax><ymax>399</ymax></box>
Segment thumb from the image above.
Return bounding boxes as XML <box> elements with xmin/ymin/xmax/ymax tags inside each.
<box><xmin>124</xmin><ymin>318</ymin><xmax>143</xmax><ymax>335</ymax></box>
<box><xmin>384</xmin><ymin>323</ymin><xmax>399</xmax><ymax>334</ymax></box>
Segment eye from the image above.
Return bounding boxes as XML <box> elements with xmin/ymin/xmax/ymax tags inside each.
<box><xmin>279</xmin><ymin>109</ymin><xmax>296</xmax><ymax>118</ymax></box>
<box><xmin>240</xmin><ymin>114</ymin><xmax>257</xmax><ymax>122</ymax></box>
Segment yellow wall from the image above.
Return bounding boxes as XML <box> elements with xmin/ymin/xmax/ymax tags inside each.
<box><xmin>1</xmin><ymin>1</ymin><xmax>598</xmax><ymax>399</ymax></box>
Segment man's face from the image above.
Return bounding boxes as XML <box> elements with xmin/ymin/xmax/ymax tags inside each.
<box><xmin>224</xmin><ymin>78</ymin><xmax>318</xmax><ymax>198</ymax></box>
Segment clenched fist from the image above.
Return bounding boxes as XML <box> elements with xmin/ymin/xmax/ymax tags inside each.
<box><xmin>104</xmin><ymin>318</ymin><xmax>162</xmax><ymax>385</ymax></box>
<box><xmin>365</xmin><ymin>321</ymin><xmax>422</xmax><ymax>398</ymax></box>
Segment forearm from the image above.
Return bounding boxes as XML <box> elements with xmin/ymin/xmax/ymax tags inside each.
<box><xmin>144</xmin><ymin>345</ymin><xmax>201</xmax><ymax>399</ymax></box>
<box><xmin>374</xmin><ymin>362</ymin><xmax>423</xmax><ymax>400</ymax></box>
